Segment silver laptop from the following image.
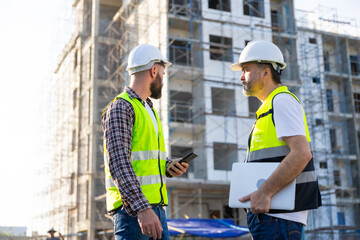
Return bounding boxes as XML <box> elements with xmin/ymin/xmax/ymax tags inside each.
<box><xmin>229</xmin><ymin>162</ymin><xmax>296</xmax><ymax>210</ymax></box>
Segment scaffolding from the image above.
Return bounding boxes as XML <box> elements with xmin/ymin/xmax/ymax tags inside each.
<box><xmin>35</xmin><ymin>1</ymin><xmax>360</xmax><ymax>239</ymax></box>
<box><xmin>296</xmin><ymin>5</ymin><xmax>360</xmax><ymax>38</ymax></box>
<box><xmin>297</xmin><ymin>5</ymin><xmax>360</xmax><ymax>239</ymax></box>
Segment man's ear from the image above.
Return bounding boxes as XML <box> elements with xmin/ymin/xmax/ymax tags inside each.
<box><xmin>149</xmin><ymin>65</ymin><xmax>157</xmax><ymax>78</ymax></box>
<box><xmin>263</xmin><ymin>67</ymin><xmax>271</xmax><ymax>80</ymax></box>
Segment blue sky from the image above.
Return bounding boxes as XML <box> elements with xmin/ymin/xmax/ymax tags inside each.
<box><xmin>0</xmin><ymin>0</ymin><xmax>358</xmax><ymax>230</ymax></box>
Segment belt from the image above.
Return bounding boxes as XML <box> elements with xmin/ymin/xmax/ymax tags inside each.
<box><xmin>109</xmin><ymin>203</ymin><xmax>167</xmax><ymax>215</ymax></box>
<box><xmin>151</xmin><ymin>203</ymin><xmax>167</xmax><ymax>207</ymax></box>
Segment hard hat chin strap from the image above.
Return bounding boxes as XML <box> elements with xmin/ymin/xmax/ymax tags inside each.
<box><xmin>275</xmin><ymin>64</ymin><xmax>282</xmax><ymax>75</ymax></box>
<box><xmin>270</xmin><ymin>62</ymin><xmax>282</xmax><ymax>75</ymax></box>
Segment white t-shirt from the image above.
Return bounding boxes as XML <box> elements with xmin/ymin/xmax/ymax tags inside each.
<box><xmin>266</xmin><ymin>93</ymin><xmax>308</xmax><ymax>225</ymax></box>
<box><xmin>144</xmin><ymin>101</ymin><xmax>158</xmax><ymax>136</ymax></box>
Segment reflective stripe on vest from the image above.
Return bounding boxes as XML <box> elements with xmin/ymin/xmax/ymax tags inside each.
<box><xmin>248</xmin><ymin>146</ymin><xmax>318</xmax><ymax>184</ymax></box>
<box><xmin>105</xmin><ymin>177</ymin><xmax>116</xmax><ymax>189</ymax></box>
<box><xmin>103</xmin><ymin>91</ymin><xmax>168</xmax><ymax>212</ymax></box>
<box><xmin>131</xmin><ymin>150</ymin><xmax>167</xmax><ymax>162</ymax></box>
<box><xmin>296</xmin><ymin>171</ymin><xmax>317</xmax><ymax>184</ymax></box>
<box><xmin>248</xmin><ymin>145</ymin><xmax>290</xmax><ymax>161</ymax></box>
<box><xmin>247</xmin><ymin>86</ymin><xmax>322</xmax><ymax>212</ymax></box>
<box><xmin>137</xmin><ymin>175</ymin><xmax>167</xmax><ymax>186</ymax></box>
<box><xmin>106</xmin><ymin>174</ymin><xmax>166</xmax><ymax>189</ymax></box>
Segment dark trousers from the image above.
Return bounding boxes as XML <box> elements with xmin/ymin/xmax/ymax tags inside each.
<box><xmin>247</xmin><ymin>211</ymin><xmax>304</xmax><ymax>240</ymax></box>
<box><xmin>113</xmin><ymin>205</ymin><xmax>171</xmax><ymax>240</ymax></box>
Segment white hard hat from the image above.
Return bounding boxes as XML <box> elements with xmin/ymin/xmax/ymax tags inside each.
<box><xmin>230</xmin><ymin>40</ymin><xmax>286</xmax><ymax>73</ymax></box>
<box><xmin>126</xmin><ymin>44</ymin><xmax>172</xmax><ymax>75</ymax></box>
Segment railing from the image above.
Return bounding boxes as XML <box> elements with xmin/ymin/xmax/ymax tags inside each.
<box><xmin>168</xmin><ymin>0</ymin><xmax>201</xmax><ymax>18</ymax></box>
<box><xmin>169</xmin><ymin>42</ymin><xmax>192</xmax><ymax>66</ymax></box>
<box><xmin>170</xmin><ymin>100</ymin><xmax>193</xmax><ymax>123</ymax></box>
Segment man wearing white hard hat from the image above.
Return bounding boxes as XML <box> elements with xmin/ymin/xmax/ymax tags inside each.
<box><xmin>231</xmin><ymin>40</ymin><xmax>322</xmax><ymax>239</ymax></box>
<box><xmin>46</xmin><ymin>228</ymin><xmax>64</xmax><ymax>240</ymax></box>
<box><xmin>102</xmin><ymin>44</ymin><xmax>189</xmax><ymax>240</ymax></box>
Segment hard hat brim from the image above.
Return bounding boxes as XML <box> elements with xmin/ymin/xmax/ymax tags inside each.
<box><xmin>230</xmin><ymin>63</ymin><xmax>242</xmax><ymax>71</ymax></box>
<box><xmin>127</xmin><ymin>59</ymin><xmax>172</xmax><ymax>75</ymax></box>
<box><xmin>230</xmin><ymin>60</ymin><xmax>286</xmax><ymax>71</ymax></box>
<box><xmin>126</xmin><ymin>59</ymin><xmax>172</xmax><ymax>71</ymax></box>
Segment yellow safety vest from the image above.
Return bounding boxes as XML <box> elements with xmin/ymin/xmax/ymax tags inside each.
<box><xmin>103</xmin><ymin>92</ymin><xmax>168</xmax><ymax>212</ymax></box>
<box><xmin>248</xmin><ymin>86</ymin><xmax>322</xmax><ymax>212</ymax></box>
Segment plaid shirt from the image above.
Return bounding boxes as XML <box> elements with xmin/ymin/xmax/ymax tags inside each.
<box><xmin>102</xmin><ymin>86</ymin><xmax>171</xmax><ymax>217</ymax></box>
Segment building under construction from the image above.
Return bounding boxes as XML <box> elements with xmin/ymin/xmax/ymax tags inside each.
<box><xmin>32</xmin><ymin>0</ymin><xmax>360</xmax><ymax>239</ymax></box>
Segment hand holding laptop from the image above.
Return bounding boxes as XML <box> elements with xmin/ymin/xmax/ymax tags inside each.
<box><xmin>238</xmin><ymin>186</ymin><xmax>272</xmax><ymax>213</ymax></box>
<box><xmin>229</xmin><ymin>163</ymin><xmax>296</xmax><ymax>211</ymax></box>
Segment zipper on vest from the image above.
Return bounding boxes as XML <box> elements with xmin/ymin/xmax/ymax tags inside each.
<box><xmin>246</xmin><ymin>109</ymin><xmax>272</xmax><ymax>162</ymax></box>
<box><xmin>157</xmin><ymin>135</ymin><xmax>164</xmax><ymax>205</ymax></box>
<box><xmin>246</xmin><ymin>120</ymin><xmax>257</xmax><ymax>162</ymax></box>
<box><xmin>149</xmin><ymin>105</ymin><xmax>165</xmax><ymax>205</ymax></box>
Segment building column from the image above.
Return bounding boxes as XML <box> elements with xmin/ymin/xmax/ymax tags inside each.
<box><xmin>89</xmin><ymin>0</ymin><xmax>99</xmax><ymax>239</ymax></box>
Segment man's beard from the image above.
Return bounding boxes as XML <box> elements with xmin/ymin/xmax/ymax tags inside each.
<box><xmin>242</xmin><ymin>82</ymin><xmax>255</xmax><ymax>96</ymax></box>
<box><xmin>242</xmin><ymin>73</ymin><xmax>264</xmax><ymax>97</ymax></box>
<box><xmin>150</xmin><ymin>73</ymin><xmax>163</xmax><ymax>99</ymax></box>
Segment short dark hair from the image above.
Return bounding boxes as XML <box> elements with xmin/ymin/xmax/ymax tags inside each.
<box><xmin>256</xmin><ymin>63</ymin><xmax>281</xmax><ymax>84</ymax></box>
<box><xmin>156</xmin><ymin>61</ymin><xmax>166</xmax><ymax>67</ymax></box>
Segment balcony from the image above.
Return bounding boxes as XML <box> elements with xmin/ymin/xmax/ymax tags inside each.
<box><xmin>170</xmin><ymin>100</ymin><xmax>193</xmax><ymax>123</ymax></box>
<box><xmin>168</xmin><ymin>0</ymin><xmax>201</xmax><ymax>18</ymax></box>
<box><xmin>169</xmin><ymin>97</ymin><xmax>204</xmax><ymax>134</ymax></box>
<box><xmin>169</xmin><ymin>40</ymin><xmax>192</xmax><ymax>66</ymax></box>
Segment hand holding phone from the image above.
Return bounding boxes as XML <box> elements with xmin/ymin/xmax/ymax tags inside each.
<box><xmin>178</xmin><ymin>152</ymin><xmax>198</xmax><ymax>165</ymax></box>
<box><xmin>167</xmin><ymin>152</ymin><xmax>198</xmax><ymax>171</ymax></box>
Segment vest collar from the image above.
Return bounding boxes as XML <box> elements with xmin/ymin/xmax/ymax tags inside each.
<box><xmin>125</xmin><ymin>86</ymin><xmax>154</xmax><ymax>108</ymax></box>
<box><xmin>256</xmin><ymin>86</ymin><xmax>288</xmax><ymax>118</ymax></box>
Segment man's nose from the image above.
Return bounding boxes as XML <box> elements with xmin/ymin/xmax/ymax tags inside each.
<box><xmin>240</xmin><ymin>73</ymin><xmax>245</xmax><ymax>80</ymax></box>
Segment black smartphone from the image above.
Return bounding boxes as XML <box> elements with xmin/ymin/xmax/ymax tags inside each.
<box><xmin>178</xmin><ymin>152</ymin><xmax>198</xmax><ymax>164</ymax></box>
<box><xmin>167</xmin><ymin>152</ymin><xmax>198</xmax><ymax>171</ymax></box>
